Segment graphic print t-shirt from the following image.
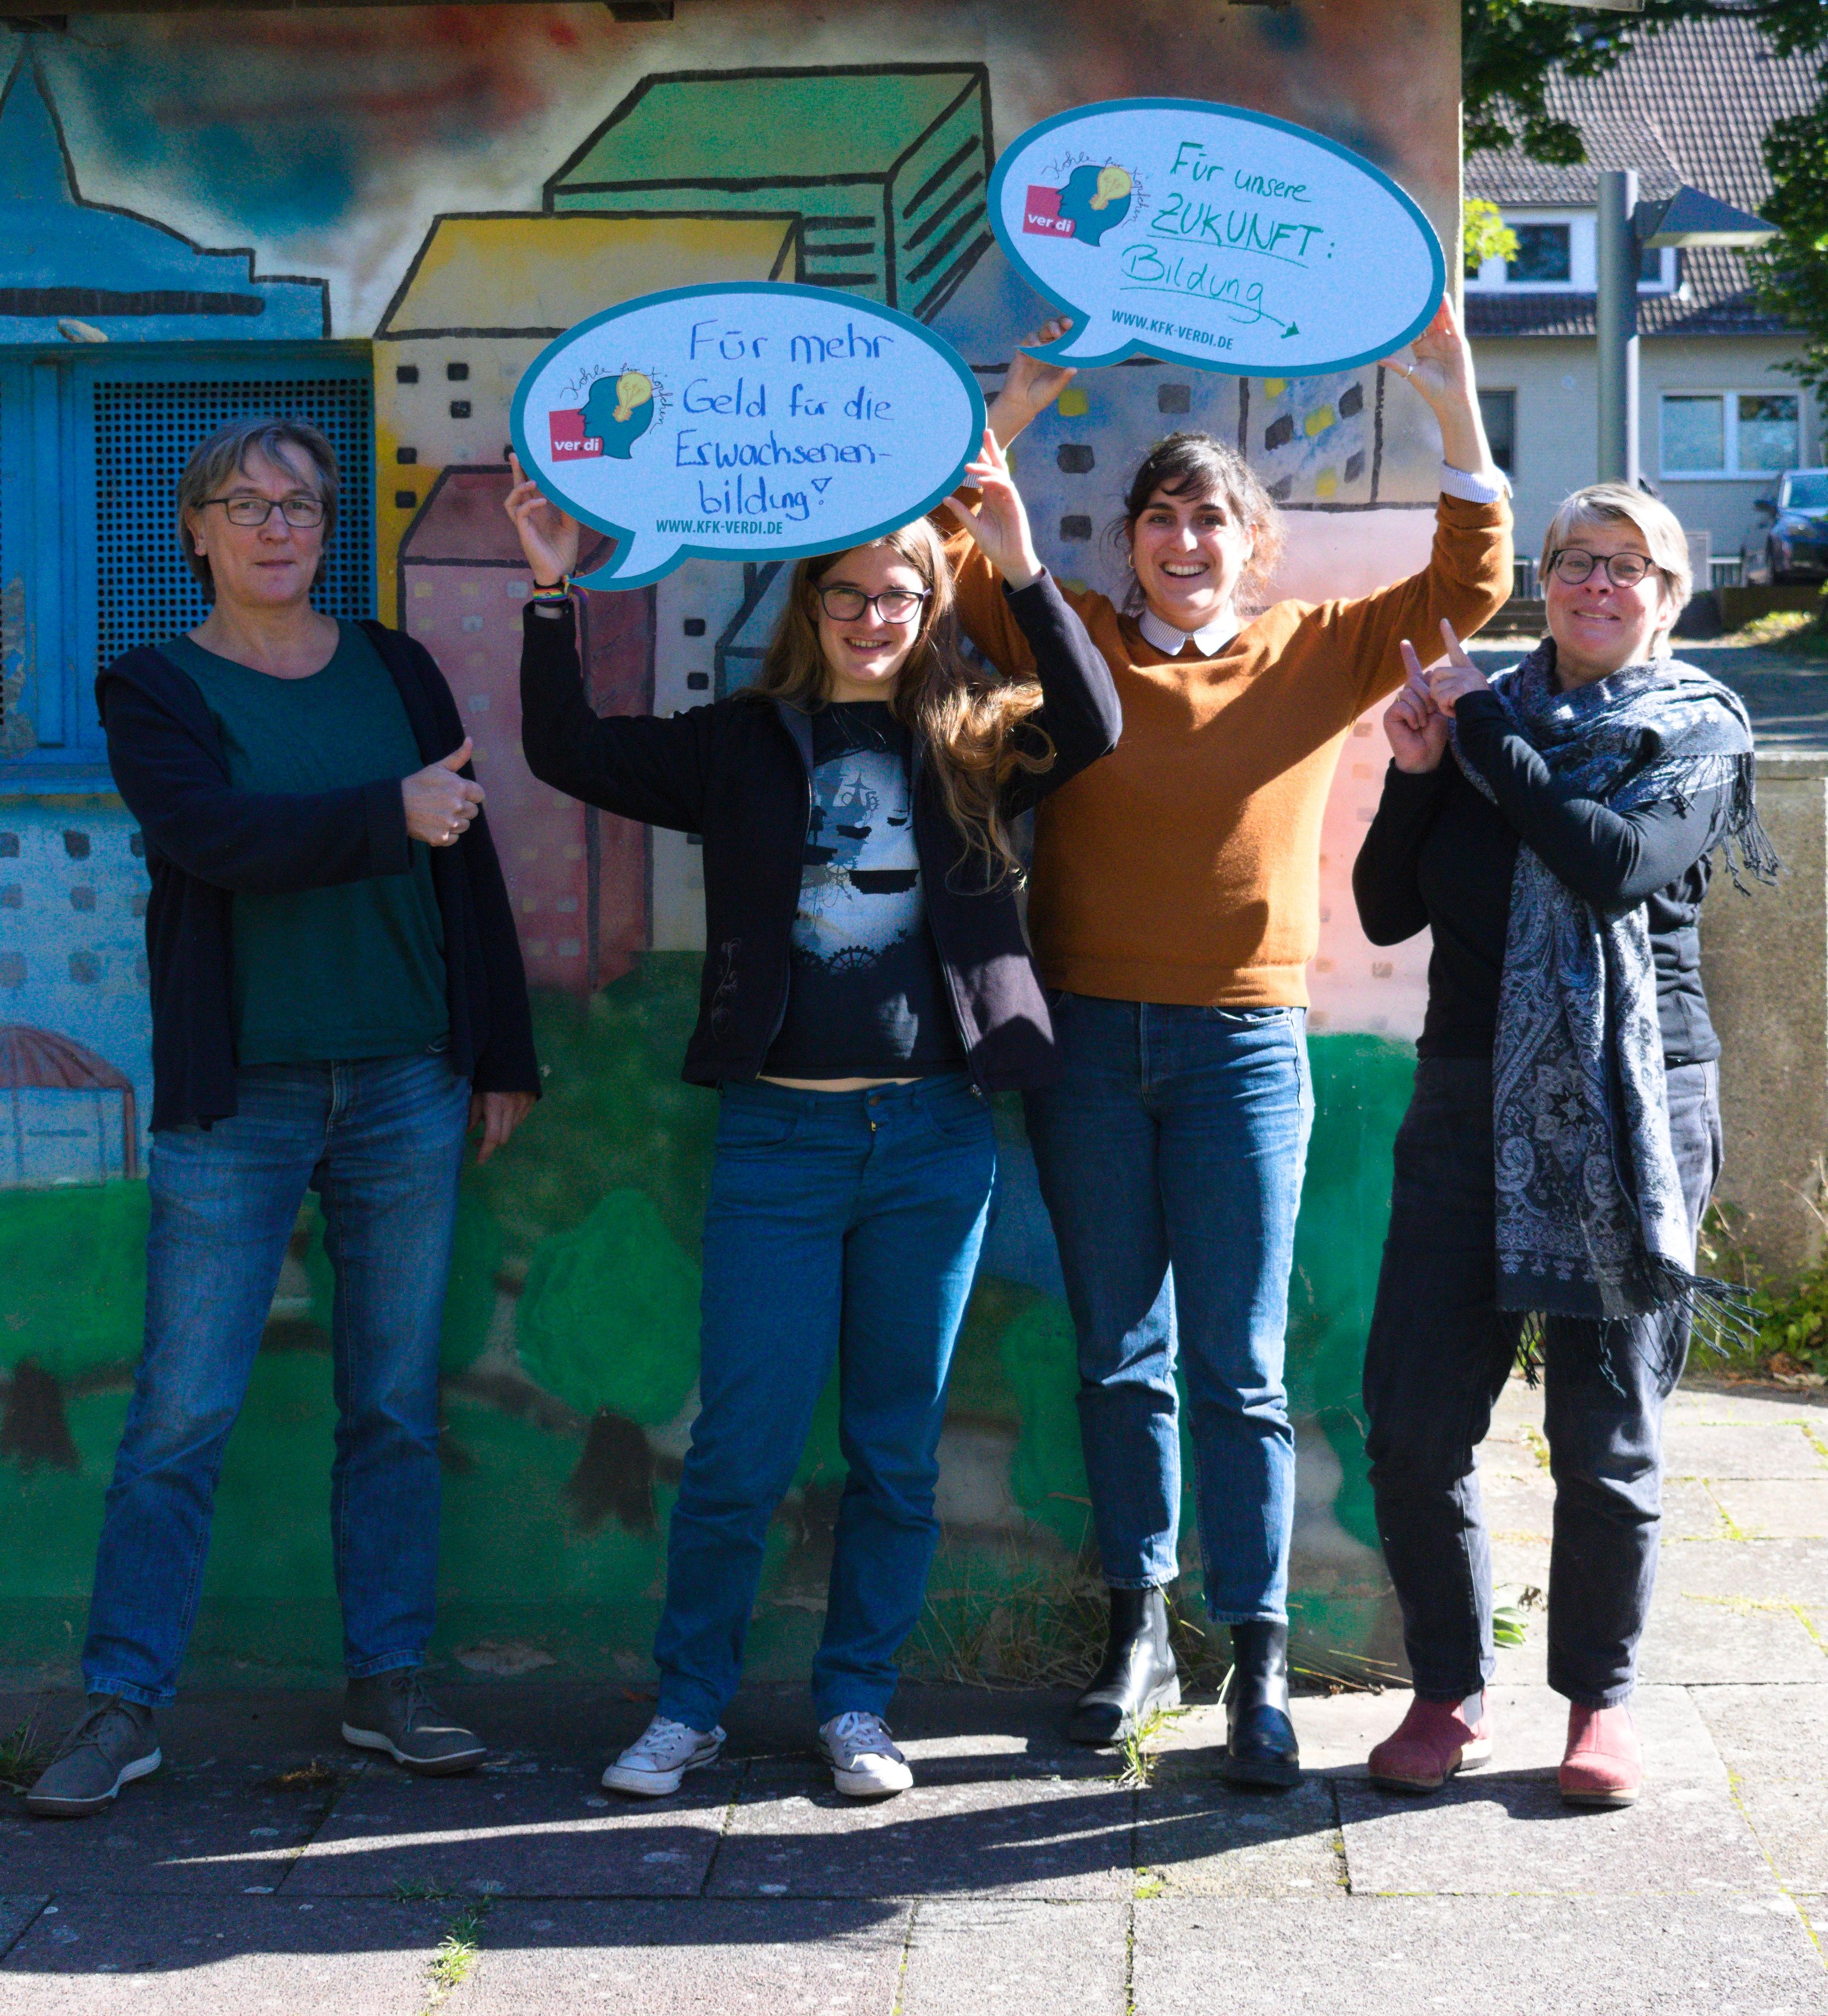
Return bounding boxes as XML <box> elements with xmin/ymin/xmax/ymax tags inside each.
<box><xmin>761</xmin><ymin>703</ymin><xmax>966</xmax><ymax>1079</ymax></box>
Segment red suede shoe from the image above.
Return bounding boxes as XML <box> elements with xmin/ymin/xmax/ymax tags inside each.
<box><xmin>1559</xmin><ymin>1704</ymin><xmax>1641</xmax><ymax>1807</ymax></box>
<box><xmin>1367</xmin><ymin>1696</ymin><xmax>1493</xmax><ymax>1794</ymax></box>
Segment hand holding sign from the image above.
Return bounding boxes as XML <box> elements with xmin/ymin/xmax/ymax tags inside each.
<box><xmin>990</xmin><ymin>98</ymin><xmax>1445</xmax><ymax>377</ymax></box>
<box><xmin>505</xmin><ymin>454</ymin><xmax>580</xmax><ymax>584</ymax></box>
<box><xmin>941</xmin><ymin>429</ymin><xmax>1044</xmax><ymax>591</ymax></box>
<box><xmin>1378</xmin><ymin>295</ymin><xmax>1492</xmax><ymax>475</ymax></box>
<box><xmin>510</xmin><ymin>282</ymin><xmax>986</xmax><ymax>590</ymax></box>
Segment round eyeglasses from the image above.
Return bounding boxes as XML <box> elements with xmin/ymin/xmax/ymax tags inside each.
<box><xmin>816</xmin><ymin>585</ymin><xmax>930</xmax><ymax>626</ymax></box>
<box><xmin>202</xmin><ymin>494</ymin><xmax>326</xmax><ymax>529</ymax></box>
<box><xmin>1547</xmin><ymin>547</ymin><xmax>1661</xmax><ymax>589</ymax></box>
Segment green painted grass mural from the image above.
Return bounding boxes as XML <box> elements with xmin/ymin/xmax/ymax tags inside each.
<box><xmin>0</xmin><ymin>957</ymin><xmax>1414</xmax><ymax>1689</ymax></box>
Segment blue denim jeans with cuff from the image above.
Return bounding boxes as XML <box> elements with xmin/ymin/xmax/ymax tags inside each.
<box><xmin>1022</xmin><ymin>994</ymin><xmax>1314</xmax><ymax>1625</ymax></box>
<box><xmin>654</xmin><ymin>1072</ymin><xmax>995</xmax><ymax>1733</ymax></box>
<box><xmin>82</xmin><ymin>1050</ymin><xmax>470</xmax><ymax>1707</ymax></box>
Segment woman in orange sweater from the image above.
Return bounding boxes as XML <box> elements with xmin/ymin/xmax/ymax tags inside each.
<box><xmin>966</xmin><ymin>301</ymin><xmax>1512</xmax><ymax>1786</ymax></box>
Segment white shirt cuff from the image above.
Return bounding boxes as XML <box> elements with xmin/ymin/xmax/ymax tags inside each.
<box><xmin>1440</xmin><ymin>461</ymin><xmax>1511</xmax><ymax>505</ymax></box>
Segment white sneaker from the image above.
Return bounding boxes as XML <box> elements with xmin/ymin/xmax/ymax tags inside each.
<box><xmin>601</xmin><ymin>1714</ymin><xmax>725</xmax><ymax>1796</ymax></box>
<box><xmin>818</xmin><ymin>1711</ymin><xmax>913</xmax><ymax>1798</ymax></box>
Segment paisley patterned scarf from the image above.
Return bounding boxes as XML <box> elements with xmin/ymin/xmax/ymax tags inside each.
<box><xmin>1450</xmin><ymin>639</ymin><xmax>1776</xmax><ymax>1341</ymax></box>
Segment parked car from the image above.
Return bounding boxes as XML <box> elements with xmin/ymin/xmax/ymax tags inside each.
<box><xmin>1757</xmin><ymin>469</ymin><xmax>1828</xmax><ymax>584</ymax></box>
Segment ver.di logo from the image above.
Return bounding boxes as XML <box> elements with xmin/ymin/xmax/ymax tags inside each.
<box><xmin>548</xmin><ymin>367</ymin><xmax>665</xmax><ymax>462</ymax></box>
<box><xmin>1023</xmin><ymin>161</ymin><xmax>1135</xmax><ymax>248</ymax></box>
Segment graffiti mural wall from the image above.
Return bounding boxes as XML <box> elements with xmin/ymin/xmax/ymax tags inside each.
<box><xmin>0</xmin><ymin>0</ymin><xmax>1464</xmax><ymax>1688</ymax></box>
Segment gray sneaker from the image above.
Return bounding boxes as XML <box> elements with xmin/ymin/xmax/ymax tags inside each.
<box><xmin>27</xmin><ymin>1696</ymin><xmax>161</xmax><ymax>1819</ymax></box>
<box><xmin>342</xmin><ymin>1670</ymin><xmax>485</xmax><ymax>1775</ymax></box>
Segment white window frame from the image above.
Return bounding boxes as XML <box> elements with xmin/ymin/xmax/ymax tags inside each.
<box><xmin>1464</xmin><ymin>207</ymin><xmax>1677</xmax><ymax>295</ymax></box>
<box><xmin>1658</xmin><ymin>389</ymin><xmax>1804</xmax><ymax>482</ymax></box>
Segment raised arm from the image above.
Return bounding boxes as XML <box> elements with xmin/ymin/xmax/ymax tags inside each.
<box><xmin>941</xmin><ymin>428</ymin><xmax>1120</xmax><ymax>800</ymax></box>
<box><xmin>506</xmin><ymin>457</ymin><xmax>714</xmax><ymax>831</ymax></box>
<box><xmin>518</xmin><ymin>601</ymin><xmax>713</xmax><ymax>832</ymax></box>
<box><xmin>1319</xmin><ymin>296</ymin><xmax>1514</xmax><ymax>709</ymax></box>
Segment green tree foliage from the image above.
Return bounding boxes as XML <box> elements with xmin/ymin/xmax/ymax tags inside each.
<box><xmin>1463</xmin><ymin>197</ymin><xmax>1520</xmax><ymax>273</ymax></box>
<box><xmin>515</xmin><ymin>1186</ymin><xmax>701</xmax><ymax>1425</ymax></box>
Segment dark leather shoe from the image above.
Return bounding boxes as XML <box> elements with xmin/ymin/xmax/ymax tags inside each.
<box><xmin>1222</xmin><ymin>1619</ymin><xmax>1299</xmax><ymax>1789</ymax></box>
<box><xmin>1067</xmin><ymin>1586</ymin><xmax>1181</xmax><ymax>1746</ymax></box>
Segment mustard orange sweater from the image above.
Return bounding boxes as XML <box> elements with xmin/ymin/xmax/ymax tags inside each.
<box><xmin>949</xmin><ymin>495</ymin><xmax>1513</xmax><ymax>1006</ymax></box>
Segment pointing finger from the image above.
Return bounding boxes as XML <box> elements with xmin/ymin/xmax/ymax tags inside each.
<box><xmin>1439</xmin><ymin>617</ymin><xmax>1475</xmax><ymax>667</ymax></box>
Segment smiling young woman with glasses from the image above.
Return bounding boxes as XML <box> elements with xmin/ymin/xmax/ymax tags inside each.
<box><xmin>504</xmin><ymin>430</ymin><xmax>1120</xmax><ymax>1806</ymax></box>
<box><xmin>27</xmin><ymin>418</ymin><xmax>540</xmax><ymax>1822</ymax></box>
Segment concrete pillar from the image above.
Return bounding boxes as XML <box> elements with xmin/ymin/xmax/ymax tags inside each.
<box><xmin>1700</xmin><ymin>752</ymin><xmax>1828</xmax><ymax>1277</ymax></box>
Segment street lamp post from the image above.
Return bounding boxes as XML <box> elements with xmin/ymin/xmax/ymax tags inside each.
<box><xmin>1591</xmin><ymin>176</ymin><xmax>1778</xmax><ymax>488</ymax></box>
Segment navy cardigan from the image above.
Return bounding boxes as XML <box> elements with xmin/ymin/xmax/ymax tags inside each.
<box><xmin>97</xmin><ymin>620</ymin><xmax>540</xmax><ymax>1133</ymax></box>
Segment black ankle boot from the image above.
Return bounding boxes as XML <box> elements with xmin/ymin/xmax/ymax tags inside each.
<box><xmin>1222</xmin><ymin>1619</ymin><xmax>1299</xmax><ymax>1789</ymax></box>
<box><xmin>1067</xmin><ymin>1586</ymin><xmax>1181</xmax><ymax>1747</ymax></box>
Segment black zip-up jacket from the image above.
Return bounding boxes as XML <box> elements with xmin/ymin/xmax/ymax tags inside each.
<box><xmin>1352</xmin><ymin>687</ymin><xmax>1722</xmax><ymax>1065</ymax></box>
<box><xmin>519</xmin><ymin>576</ymin><xmax>1122</xmax><ymax>1091</ymax></box>
<box><xmin>97</xmin><ymin>620</ymin><xmax>540</xmax><ymax>1133</ymax></box>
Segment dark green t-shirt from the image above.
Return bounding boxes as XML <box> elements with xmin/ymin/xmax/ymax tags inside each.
<box><xmin>161</xmin><ymin>622</ymin><xmax>449</xmax><ymax>1066</ymax></box>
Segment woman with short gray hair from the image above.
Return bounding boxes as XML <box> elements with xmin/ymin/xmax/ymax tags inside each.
<box><xmin>26</xmin><ymin>416</ymin><xmax>539</xmax><ymax>1819</ymax></box>
<box><xmin>1353</xmin><ymin>483</ymin><xmax>1774</xmax><ymax>1808</ymax></box>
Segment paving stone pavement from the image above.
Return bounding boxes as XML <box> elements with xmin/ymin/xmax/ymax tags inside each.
<box><xmin>2</xmin><ymin>1378</ymin><xmax>1826</xmax><ymax>2012</ymax></box>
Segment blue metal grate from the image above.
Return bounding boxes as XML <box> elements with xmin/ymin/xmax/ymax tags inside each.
<box><xmin>92</xmin><ymin>373</ymin><xmax>375</xmax><ymax>673</ymax></box>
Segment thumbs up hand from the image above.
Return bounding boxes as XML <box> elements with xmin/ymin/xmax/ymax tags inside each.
<box><xmin>402</xmin><ymin>738</ymin><xmax>485</xmax><ymax>846</ymax></box>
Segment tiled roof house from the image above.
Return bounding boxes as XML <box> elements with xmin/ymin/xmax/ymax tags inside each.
<box><xmin>1465</xmin><ymin>14</ymin><xmax>1821</xmax><ymax>569</ymax></box>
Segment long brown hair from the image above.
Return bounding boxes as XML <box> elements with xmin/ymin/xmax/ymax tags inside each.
<box><xmin>745</xmin><ymin>521</ymin><xmax>1053</xmax><ymax>881</ymax></box>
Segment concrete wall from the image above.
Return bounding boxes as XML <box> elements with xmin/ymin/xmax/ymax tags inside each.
<box><xmin>0</xmin><ymin>0</ymin><xmax>1477</xmax><ymax>1691</ymax></box>
<box><xmin>1703</xmin><ymin>753</ymin><xmax>1828</xmax><ymax>1279</ymax></box>
<box><xmin>1473</xmin><ymin>333</ymin><xmax>1821</xmax><ymax>565</ymax></box>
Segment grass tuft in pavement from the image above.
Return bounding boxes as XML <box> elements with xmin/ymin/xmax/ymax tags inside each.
<box><xmin>0</xmin><ymin>1717</ymin><xmax>50</xmax><ymax>1795</ymax></box>
<box><xmin>1116</xmin><ymin>1706</ymin><xmax>1188</xmax><ymax>1788</ymax></box>
<box><xmin>424</xmin><ymin>1898</ymin><xmax>489</xmax><ymax>2008</ymax></box>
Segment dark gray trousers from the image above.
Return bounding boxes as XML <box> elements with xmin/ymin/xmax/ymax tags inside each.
<box><xmin>1362</xmin><ymin>1056</ymin><xmax>1722</xmax><ymax>1708</ymax></box>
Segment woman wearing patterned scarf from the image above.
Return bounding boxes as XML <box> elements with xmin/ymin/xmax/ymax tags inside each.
<box><xmin>1351</xmin><ymin>483</ymin><xmax>1774</xmax><ymax>1810</ymax></box>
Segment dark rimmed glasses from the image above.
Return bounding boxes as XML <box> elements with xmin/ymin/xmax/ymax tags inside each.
<box><xmin>1546</xmin><ymin>547</ymin><xmax>1663</xmax><ymax>589</ymax></box>
<box><xmin>816</xmin><ymin>585</ymin><xmax>930</xmax><ymax>626</ymax></box>
<box><xmin>201</xmin><ymin>493</ymin><xmax>326</xmax><ymax>529</ymax></box>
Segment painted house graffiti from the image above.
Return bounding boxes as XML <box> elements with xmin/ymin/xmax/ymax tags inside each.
<box><xmin>0</xmin><ymin>3</ymin><xmax>1473</xmax><ymax>1692</ymax></box>
<box><xmin>2</xmin><ymin>1024</ymin><xmax>137</xmax><ymax>1186</ymax></box>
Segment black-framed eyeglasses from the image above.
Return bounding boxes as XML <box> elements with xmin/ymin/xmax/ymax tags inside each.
<box><xmin>201</xmin><ymin>493</ymin><xmax>326</xmax><ymax>529</ymax></box>
<box><xmin>1547</xmin><ymin>547</ymin><xmax>1662</xmax><ymax>589</ymax></box>
<box><xmin>816</xmin><ymin>585</ymin><xmax>930</xmax><ymax>625</ymax></box>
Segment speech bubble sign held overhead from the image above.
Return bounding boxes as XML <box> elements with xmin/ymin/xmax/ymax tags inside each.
<box><xmin>991</xmin><ymin>99</ymin><xmax>1446</xmax><ymax>377</ymax></box>
<box><xmin>509</xmin><ymin>281</ymin><xmax>988</xmax><ymax>591</ymax></box>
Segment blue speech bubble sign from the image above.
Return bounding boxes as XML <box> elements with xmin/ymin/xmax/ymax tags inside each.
<box><xmin>990</xmin><ymin>98</ymin><xmax>1446</xmax><ymax>376</ymax></box>
<box><xmin>509</xmin><ymin>281</ymin><xmax>987</xmax><ymax>590</ymax></box>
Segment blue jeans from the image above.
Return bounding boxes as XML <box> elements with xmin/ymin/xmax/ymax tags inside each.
<box><xmin>83</xmin><ymin>1051</ymin><xmax>470</xmax><ymax>1707</ymax></box>
<box><xmin>1023</xmin><ymin>996</ymin><xmax>1313</xmax><ymax>1622</ymax></box>
<box><xmin>1364</xmin><ymin>1057</ymin><xmax>1722</xmax><ymax>1707</ymax></box>
<box><xmin>655</xmin><ymin>1074</ymin><xmax>995</xmax><ymax>1731</ymax></box>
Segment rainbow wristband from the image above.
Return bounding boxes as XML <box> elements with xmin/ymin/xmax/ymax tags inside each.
<box><xmin>529</xmin><ymin>576</ymin><xmax>571</xmax><ymax>603</ymax></box>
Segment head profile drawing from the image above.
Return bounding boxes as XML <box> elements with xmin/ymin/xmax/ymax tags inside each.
<box><xmin>582</xmin><ymin>368</ymin><xmax>657</xmax><ymax>459</ymax></box>
<box><xmin>1058</xmin><ymin>161</ymin><xmax>1133</xmax><ymax>246</ymax></box>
